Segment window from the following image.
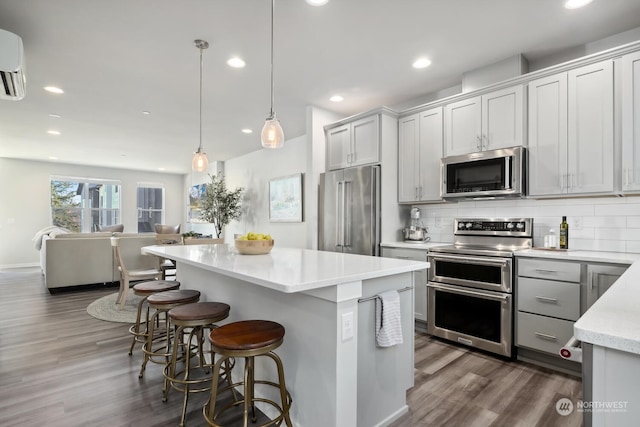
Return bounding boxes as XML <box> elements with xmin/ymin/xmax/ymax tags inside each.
<box><xmin>137</xmin><ymin>182</ymin><xmax>165</xmax><ymax>232</ymax></box>
<box><xmin>51</xmin><ymin>177</ymin><xmax>121</xmax><ymax>232</ymax></box>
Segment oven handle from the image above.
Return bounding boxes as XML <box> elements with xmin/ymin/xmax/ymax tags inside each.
<box><xmin>428</xmin><ymin>253</ymin><xmax>511</xmax><ymax>268</ymax></box>
<box><xmin>427</xmin><ymin>282</ymin><xmax>510</xmax><ymax>302</ymax></box>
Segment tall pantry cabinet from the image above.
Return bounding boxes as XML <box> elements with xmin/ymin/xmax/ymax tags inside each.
<box><xmin>528</xmin><ymin>60</ymin><xmax>614</xmax><ymax>196</ymax></box>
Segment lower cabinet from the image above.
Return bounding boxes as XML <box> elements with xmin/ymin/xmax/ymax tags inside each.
<box><xmin>516</xmin><ymin>257</ymin><xmax>629</xmax><ymax>361</ymax></box>
<box><xmin>381</xmin><ymin>247</ymin><xmax>428</xmax><ymax>322</ymax></box>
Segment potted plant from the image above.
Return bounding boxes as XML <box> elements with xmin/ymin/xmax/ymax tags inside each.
<box><xmin>199</xmin><ymin>174</ymin><xmax>244</xmax><ymax>238</ymax></box>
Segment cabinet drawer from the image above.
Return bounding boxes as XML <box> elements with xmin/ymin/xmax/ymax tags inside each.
<box><xmin>517</xmin><ymin>277</ymin><xmax>580</xmax><ymax>321</ymax></box>
<box><xmin>516</xmin><ymin>311</ymin><xmax>574</xmax><ymax>356</ymax></box>
<box><xmin>517</xmin><ymin>258</ymin><xmax>580</xmax><ymax>282</ymax></box>
<box><xmin>381</xmin><ymin>247</ymin><xmax>427</xmax><ymax>262</ymax></box>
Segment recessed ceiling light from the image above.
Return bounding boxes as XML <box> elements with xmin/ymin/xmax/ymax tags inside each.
<box><xmin>227</xmin><ymin>57</ymin><xmax>246</xmax><ymax>68</ymax></box>
<box><xmin>47</xmin><ymin>130</ymin><xmax>61</xmax><ymax>135</ymax></box>
<box><xmin>48</xmin><ymin>113</ymin><xmax>61</xmax><ymax>118</ymax></box>
<box><xmin>564</xmin><ymin>0</ymin><xmax>593</xmax><ymax>9</ymax></box>
<box><xmin>241</xmin><ymin>128</ymin><xmax>253</xmax><ymax>134</ymax></box>
<box><xmin>158</xmin><ymin>167</ymin><xmax>166</xmax><ymax>171</ymax></box>
<box><xmin>48</xmin><ymin>156</ymin><xmax>58</xmax><ymax>160</ymax></box>
<box><xmin>306</xmin><ymin>0</ymin><xmax>329</xmax><ymax>5</ymax></box>
<box><xmin>412</xmin><ymin>57</ymin><xmax>432</xmax><ymax>69</ymax></box>
<box><xmin>44</xmin><ymin>86</ymin><xmax>64</xmax><ymax>94</ymax></box>
<box><xmin>330</xmin><ymin>95</ymin><xmax>344</xmax><ymax>102</ymax></box>
<box><xmin>142</xmin><ymin>111</ymin><xmax>151</xmax><ymax>115</ymax></box>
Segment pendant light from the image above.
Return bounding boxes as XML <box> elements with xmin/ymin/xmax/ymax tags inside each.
<box><xmin>261</xmin><ymin>0</ymin><xmax>285</xmax><ymax>149</ymax></box>
<box><xmin>192</xmin><ymin>39</ymin><xmax>209</xmax><ymax>172</ymax></box>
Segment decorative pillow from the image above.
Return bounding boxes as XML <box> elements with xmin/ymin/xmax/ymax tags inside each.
<box><xmin>95</xmin><ymin>224</ymin><xmax>124</xmax><ymax>232</ymax></box>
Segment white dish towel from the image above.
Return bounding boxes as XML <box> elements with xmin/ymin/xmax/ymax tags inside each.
<box><xmin>375</xmin><ymin>290</ymin><xmax>403</xmax><ymax>347</ymax></box>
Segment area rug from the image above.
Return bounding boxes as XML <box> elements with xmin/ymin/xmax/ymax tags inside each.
<box><xmin>87</xmin><ymin>292</ymin><xmax>144</xmax><ymax>323</ymax></box>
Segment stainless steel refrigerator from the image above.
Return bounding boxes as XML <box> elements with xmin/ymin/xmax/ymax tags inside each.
<box><xmin>318</xmin><ymin>164</ymin><xmax>380</xmax><ymax>256</ymax></box>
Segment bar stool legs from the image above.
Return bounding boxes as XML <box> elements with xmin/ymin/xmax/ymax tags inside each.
<box><xmin>203</xmin><ymin>320</ymin><xmax>293</xmax><ymax>427</ymax></box>
<box><xmin>162</xmin><ymin>302</ymin><xmax>231</xmax><ymax>427</ymax></box>
<box><xmin>139</xmin><ymin>290</ymin><xmax>201</xmax><ymax>379</ymax></box>
<box><xmin>128</xmin><ymin>280</ymin><xmax>181</xmax><ymax>356</ymax></box>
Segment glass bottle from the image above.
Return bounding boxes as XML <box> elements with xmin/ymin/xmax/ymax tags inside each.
<box><xmin>559</xmin><ymin>216</ymin><xmax>569</xmax><ymax>249</ymax></box>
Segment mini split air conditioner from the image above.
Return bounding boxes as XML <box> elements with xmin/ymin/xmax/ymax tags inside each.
<box><xmin>0</xmin><ymin>28</ymin><xmax>26</xmax><ymax>100</ymax></box>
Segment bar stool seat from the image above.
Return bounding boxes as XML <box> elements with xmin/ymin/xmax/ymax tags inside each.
<box><xmin>163</xmin><ymin>302</ymin><xmax>231</xmax><ymax>427</ymax></box>
<box><xmin>139</xmin><ymin>289</ymin><xmax>201</xmax><ymax>378</ymax></box>
<box><xmin>128</xmin><ymin>280</ymin><xmax>181</xmax><ymax>356</ymax></box>
<box><xmin>203</xmin><ymin>320</ymin><xmax>293</xmax><ymax>427</ymax></box>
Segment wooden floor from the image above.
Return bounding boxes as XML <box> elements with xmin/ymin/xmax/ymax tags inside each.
<box><xmin>0</xmin><ymin>267</ymin><xmax>582</xmax><ymax>426</ymax></box>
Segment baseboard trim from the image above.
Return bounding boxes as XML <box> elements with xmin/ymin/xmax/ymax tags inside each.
<box><xmin>0</xmin><ymin>262</ymin><xmax>40</xmax><ymax>271</ymax></box>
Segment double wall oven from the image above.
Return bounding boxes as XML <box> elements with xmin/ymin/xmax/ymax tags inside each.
<box><xmin>427</xmin><ymin>218</ymin><xmax>533</xmax><ymax>358</ymax></box>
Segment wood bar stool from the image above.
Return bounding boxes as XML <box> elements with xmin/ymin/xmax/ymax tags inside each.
<box><xmin>128</xmin><ymin>280</ymin><xmax>181</xmax><ymax>356</ymax></box>
<box><xmin>203</xmin><ymin>320</ymin><xmax>293</xmax><ymax>427</ymax></box>
<box><xmin>139</xmin><ymin>289</ymin><xmax>201</xmax><ymax>379</ymax></box>
<box><xmin>163</xmin><ymin>302</ymin><xmax>231</xmax><ymax>427</ymax></box>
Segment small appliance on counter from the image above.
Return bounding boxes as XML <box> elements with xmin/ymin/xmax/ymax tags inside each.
<box><xmin>402</xmin><ymin>207</ymin><xmax>430</xmax><ymax>242</ymax></box>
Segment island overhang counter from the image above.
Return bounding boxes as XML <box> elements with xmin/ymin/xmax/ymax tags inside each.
<box><xmin>142</xmin><ymin>243</ymin><xmax>428</xmax><ymax>427</ymax></box>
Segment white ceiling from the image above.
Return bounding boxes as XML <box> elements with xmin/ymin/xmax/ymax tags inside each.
<box><xmin>1</xmin><ymin>0</ymin><xmax>640</xmax><ymax>174</ymax></box>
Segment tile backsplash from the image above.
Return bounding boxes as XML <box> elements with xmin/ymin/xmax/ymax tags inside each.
<box><xmin>414</xmin><ymin>196</ymin><xmax>640</xmax><ymax>253</ymax></box>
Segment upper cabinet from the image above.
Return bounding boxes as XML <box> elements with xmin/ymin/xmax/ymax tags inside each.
<box><xmin>326</xmin><ymin>114</ymin><xmax>380</xmax><ymax>170</ymax></box>
<box><xmin>398</xmin><ymin>107</ymin><xmax>443</xmax><ymax>203</ymax></box>
<box><xmin>622</xmin><ymin>51</ymin><xmax>640</xmax><ymax>193</ymax></box>
<box><xmin>528</xmin><ymin>60</ymin><xmax>614</xmax><ymax>197</ymax></box>
<box><xmin>444</xmin><ymin>85</ymin><xmax>524</xmax><ymax>156</ymax></box>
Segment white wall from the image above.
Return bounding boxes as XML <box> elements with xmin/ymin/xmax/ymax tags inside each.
<box><xmin>224</xmin><ymin>135</ymin><xmax>309</xmax><ymax>248</ymax></box>
<box><xmin>414</xmin><ymin>196</ymin><xmax>640</xmax><ymax>253</ymax></box>
<box><xmin>0</xmin><ymin>158</ymin><xmax>184</xmax><ymax>268</ymax></box>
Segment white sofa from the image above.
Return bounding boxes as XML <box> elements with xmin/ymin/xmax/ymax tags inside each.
<box><xmin>40</xmin><ymin>232</ymin><xmax>159</xmax><ymax>292</ymax></box>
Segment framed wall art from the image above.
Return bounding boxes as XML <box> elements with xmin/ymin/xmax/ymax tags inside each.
<box><xmin>269</xmin><ymin>173</ymin><xmax>303</xmax><ymax>222</ymax></box>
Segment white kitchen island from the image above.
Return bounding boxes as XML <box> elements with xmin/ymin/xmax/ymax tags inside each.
<box><xmin>142</xmin><ymin>243</ymin><xmax>429</xmax><ymax>427</ymax></box>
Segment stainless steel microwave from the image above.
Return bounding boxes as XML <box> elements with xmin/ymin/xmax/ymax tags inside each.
<box><xmin>441</xmin><ymin>146</ymin><xmax>526</xmax><ymax>199</ymax></box>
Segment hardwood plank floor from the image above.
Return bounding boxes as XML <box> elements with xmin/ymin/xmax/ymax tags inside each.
<box><xmin>0</xmin><ymin>268</ymin><xmax>582</xmax><ymax>426</ymax></box>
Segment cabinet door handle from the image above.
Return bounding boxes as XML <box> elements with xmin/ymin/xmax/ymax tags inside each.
<box><xmin>415</xmin><ymin>187</ymin><xmax>418</xmax><ymax>199</ymax></box>
<box><xmin>535</xmin><ymin>332</ymin><xmax>558</xmax><ymax>341</ymax></box>
<box><xmin>476</xmin><ymin>135</ymin><xmax>482</xmax><ymax>149</ymax></box>
<box><xmin>534</xmin><ymin>269</ymin><xmax>558</xmax><ymax>274</ymax></box>
<box><xmin>535</xmin><ymin>296</ymin><xmax>558</xmax><ymax>304</ymax></box>
<box><xmin>419</xmin><ymin>186</ymin><xmax>423</xmax><ymax>199</ymax></box>
<box><xmin>483</xmin><ymin>134</ymin><xmax>488</xmax><ymax>148</ymax></box>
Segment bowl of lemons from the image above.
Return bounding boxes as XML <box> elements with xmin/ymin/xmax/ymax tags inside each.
<box><xmin>234</xmin><ymin>232</ymin><xmax>274</xmax><ymax>255</ymax></box>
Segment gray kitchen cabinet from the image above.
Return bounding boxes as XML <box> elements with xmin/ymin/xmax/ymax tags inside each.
<box><xmin>398</xmin><ymin>107</ymin><xmax>443</xmax><ymax>203</ymax></box>
<box><xmin>516</xmin><ymin>257</ymin><xmax>629</xmax><ymax>359</ymax></box>
<box><xmin>585</xmin><ymin>263</ymin><xmax>628</xmax><ymax>311</ymax></box>
<box><xmin>622</xmin><ymin>50</ymin><xmax>640</xmax><ymax>193</ymax></box>
<box><xmin>528</xmin><ymin>59</ymin><xmax>614</xmax><ymax>196</ymax></box>
<box><xmin>444</xmin><ymin>85</ymin><xmax>524</xmax><ymax>156</ymax></box>
<box><xmin>516</xmin><ymin>258</ymin><xmax>581</xmax><ymax>356</ymax></box>
<box><xmin>381</xmin><ymin>247</ymin><xmax>428</xmax><ymax>322</ymax></box>
<box><xmin>326</xmin><ymin>113</ymin><xmax>380</xmax><ymax>170</ymax></box>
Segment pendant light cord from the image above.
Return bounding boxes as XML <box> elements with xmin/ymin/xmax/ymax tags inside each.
<box><xmin>199</xmin><ymin>44</ymin><xmax>203</xmax><ymax>151</ymax></box>
<box><xmin>269</xmin><ymin>0</ymin><xmax>275</xmax><ymax>119</ymax></box>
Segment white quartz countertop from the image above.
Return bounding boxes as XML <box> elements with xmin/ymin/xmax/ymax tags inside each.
<box><xmin>575</xmin><ymin>261</ymin><xmax>640</xmax><ymax>355</ymax></box>
<box><xmin>515</xmin><ymin>248</ymin><xmax>640</xmax><ymax>265</ymax></box>
<box><xmin>142</xmin><ymin>244</ymin><xmax>429</xmax><ymax>294</ymax></box>
<box><xmin>380</xmin><ymin>241</ymin><xmax>450</xmax><ymax>250</ymax></box>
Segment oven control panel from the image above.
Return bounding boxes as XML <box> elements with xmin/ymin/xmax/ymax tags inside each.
<box><xmin>454</xmin><ymin>218</ymin><xmax>532</xmax><ymax>236</ymax></box>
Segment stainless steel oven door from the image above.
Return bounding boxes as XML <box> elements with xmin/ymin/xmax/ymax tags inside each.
<box><xmin>427</xmin><ymin>282</ymin><xmax>513</xmax><ymax>357</ymax></box>
<box><xmin>427</xmin><ymin>252</ymin><xmax>512</xmax><ymax>293</ymax></box>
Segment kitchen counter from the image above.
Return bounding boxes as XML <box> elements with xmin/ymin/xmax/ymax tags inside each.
<box><xmin>143</xmin><ymin>243</ymin><xmax>428</xmax><ymax>292</ymax></box>
<box><xmin>142</xmin><ymin>243</ymin><xmax>427</xmax><ymax>427</ymax></box>
<box><xmin>515</xmin><ymin>248</ymin><xmax>640</xmax><ymax>265</ymax></box>
<box><xmin>380</xmin><ymin>241</ymin><xmax>449</xmax><ymax>250</ymax></box>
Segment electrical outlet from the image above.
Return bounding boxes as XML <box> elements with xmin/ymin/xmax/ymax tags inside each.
<box><xmin>435</xmin><ymin>217</ymin><xmax>442</xmax><ymax>228</ymax></box>
<box><xmin>571</xmin><ymin>218</ymin><xmax>583</xmax><ymax>230</ymax></box>
<box><xmin>341</xmin><ymin>312</ymin><xmax>354</xmax><ymax>342</ymax></box>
